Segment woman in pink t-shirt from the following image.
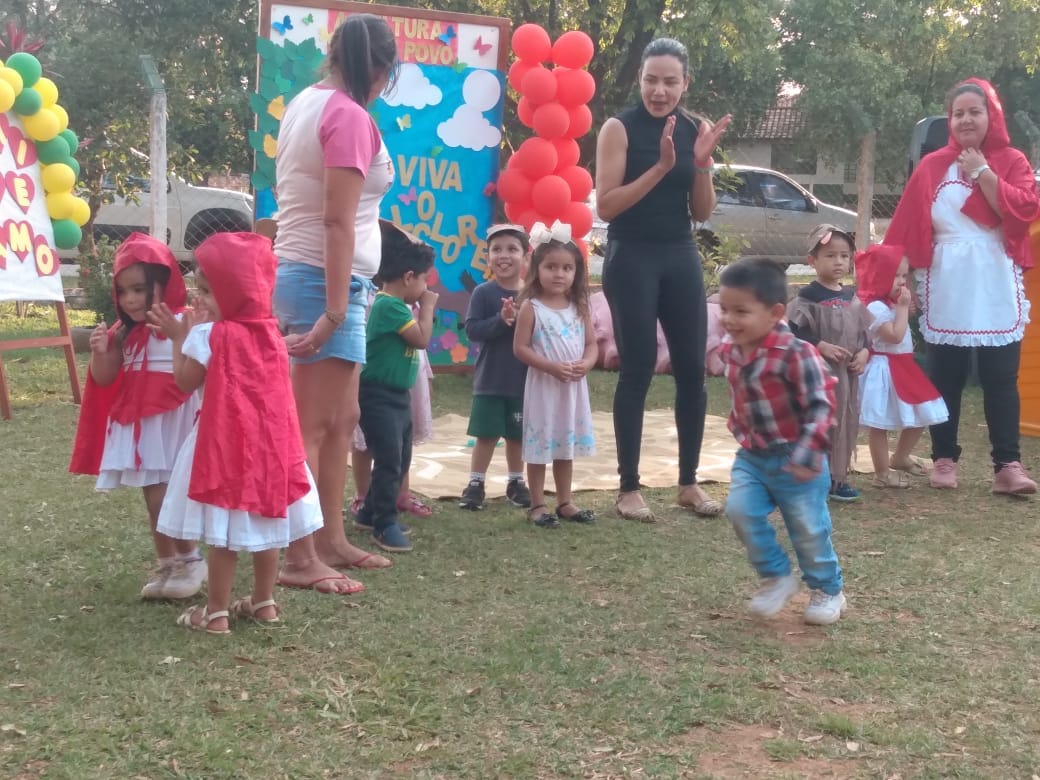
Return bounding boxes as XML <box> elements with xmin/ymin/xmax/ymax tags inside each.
<box><xmin>272</xmin><ymin>14</ymin><xmax>399</xmax><ymax>593</ymax></box>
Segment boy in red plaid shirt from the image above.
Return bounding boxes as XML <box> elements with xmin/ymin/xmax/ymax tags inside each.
<box><xmin>718</xmin><ymin>259</ymin><xmax>846</xmax><ymax>626</ymax></box>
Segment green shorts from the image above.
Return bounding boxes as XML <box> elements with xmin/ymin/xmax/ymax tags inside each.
<box><xmin>467</xmin><ymin>395</ymin><xmax>523</xmax><ymax>441</ymax></box>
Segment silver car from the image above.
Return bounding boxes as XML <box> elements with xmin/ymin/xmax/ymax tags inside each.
<box><xmin>589</xmin><ymin>164</ymin><xmax>871</xmax><ymax>266</ymax></box>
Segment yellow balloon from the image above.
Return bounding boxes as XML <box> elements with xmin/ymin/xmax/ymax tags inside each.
<box><xmin>23</xmin><ymin>108</ymin><xmax>60</xmax><ymax>142</ymax></box>
<box><xmin>0</xmin><ymin>79</ymin><xmax>13</xmax><ymax>113</ymax></box>
<box><xmin>42</xmin><ymin>162</ymin><xmax>76</xmax><ymax>194</ymax></box>
<box><xmin>51</xmin><ymin>103</ymin><xmax>69</xmax><ymax>132</ymax></box>
<box><xmin>71</xmin><ymin>197</ymin><xmax>92</xmax><ymax>227</ymax></box>
<box><xmin>35</xmin><ymin>76</ymin><xmax>58</xmax><ymax>106</ymax></box>
<box><xmin>46</xmin><ymin>192</ymin><xmax>77</xmax><ymax>220</ymax></box>
<box><xmin>0</xmin><ymin>66</ymin><xmax>23</xmax><ymax>94</ymax></box>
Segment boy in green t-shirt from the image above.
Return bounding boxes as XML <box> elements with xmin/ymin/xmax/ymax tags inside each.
<box><xmin>357</xmin><ymin>222</ymin><xmax>438</xmax><ymax>553</ymax></box>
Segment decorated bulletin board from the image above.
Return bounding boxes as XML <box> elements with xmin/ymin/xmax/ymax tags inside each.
<box><xmin>0</xmin><ymin>52</ymin><xmax>88</xmax><ymax>418</ymax></box>
<box><xmin>254</xmin><ymin>1</ymin><xmax>511</xmax><ymax>368</ymax></box>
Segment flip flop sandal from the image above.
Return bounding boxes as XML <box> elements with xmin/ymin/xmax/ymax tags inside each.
<box><xmin>340</xmin><ymin>552</ymin><xmax>394</xmax><ymax>570</ymax></box>
<box><xmin>397</xmin><ymin>493</ymin><xmax>433</xmax><ymax>518</ymax></box>
<box><xmin>177</xmin><ymin>606</ymin><xmax>231</xmax><ymax>635</ymax></box>
<box><xmin>890</xmin><ymin>458</ymin><xmax>927</xmax><ymax>476</ymax></box>
<box><xmin>276</xmin><ymin>574</ymin><xmax>366</xmax><ymax>594</ymax></box>
<box><xmin>872</xmin><ymin>470</ymin><xmax>912</xmax><ymax>488</ymax></box>
<box><xmin>556</xmin><ymin>503</ymin><xmax>596</xmax><ymax>523</ymax></box>
<box><xmin>231</xmin><ymin>597</ymin><xmax>281</xmax><ymax>624</ymax></box>
<box><xmin>528</xmin><ymin>505</ymin><xmax>560</xmax><ymax>529</ymax></box>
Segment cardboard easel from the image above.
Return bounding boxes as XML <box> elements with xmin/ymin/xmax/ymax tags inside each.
<box><xmin>0</xmin><ymin>301</ymin><xmax>82</xmax><ymax>419</ymax></box>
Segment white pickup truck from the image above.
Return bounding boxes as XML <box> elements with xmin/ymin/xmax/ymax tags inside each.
<box><xmin>61</xmin><ymin>175</ymin><xmax>254</xmax><ymax>268</ymax></box>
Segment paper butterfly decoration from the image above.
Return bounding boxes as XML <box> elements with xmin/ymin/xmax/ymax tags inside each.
<box><xmin>396</xmin><ymin>114</ymin><xmax>412</xmax><ymax>131</ymax></box>
<box><xmin>438</xmin><ymin>25</ymin><xmax>456</xmax><ymax>46</ymax></box>
<box><xmin>474</xmin><ymin>36</ymin><xmax>492</xmax><ymax>56</ymax></box>
<box><xmin>398</xmin><ymin>186</ymin><xmax>418</xmax><ymax>205</ymax></box>
<box><xmin>452</xmin><ymin>60</ymin><xmax>467</xmax><ymax>73</ymax></box>
<box><xmin>272</xmin><ymin>14</ymin><xmax>293</xmax><ymax>35</ymax></box>
<box><xmin>483</xmin><ymin>182</ymin><xmax>496</xmax><ymax>197</ymax></box>
<box><xmin>430</xmin><ymin>146</ymin><xmax>443</xmax><ymax>157</ymax></box>
<box><xmin>302</xmin><ymin>13</ymin><xmax>314</xmax><ymax>25</ymax></box>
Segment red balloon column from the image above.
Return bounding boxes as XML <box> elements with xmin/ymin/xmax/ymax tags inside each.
<box><xmin>500</xmin><ymin>25</ymin><xmax>596</xmax><ymax>256</ymax></box>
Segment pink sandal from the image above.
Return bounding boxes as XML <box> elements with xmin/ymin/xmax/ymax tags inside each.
<box><xmin>396</xmin><ymin>492</ymin><xmax>433</xmax><ymax>518</ymax></box>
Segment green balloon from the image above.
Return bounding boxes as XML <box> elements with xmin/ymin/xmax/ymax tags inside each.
<box><xmin>65</xmin><ymin>156</ymin><xmax>81</xmax><ymax>178</ymax></box>
<box><xmin>6</xmin><ymin>52</ymin><xmax>42</xmax><ymax>87</ymax></box>
<box><xmin>38</xmin><ymin>136</ymin><xmax>72</xmax><ymax>164</ymax></box>
<box><xmin>52</xmin><ymin>219</ymin><xmax>82</xmax><ymax>250</ymax></box>
<box><xmin>12</xmin><ymin>87</ymin><xmax>42</xmax><ymax>115</ymax></box>
<box><xmin>60</xmin><ymin>128</ymin><xmax>79</xmax><ymax>154</ymax></box>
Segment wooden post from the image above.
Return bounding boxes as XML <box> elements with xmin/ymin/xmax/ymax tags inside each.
<box><xmin>0</xmin><ymin>302</ymin><xmax>82</xmax><ymax>420</ymax></box>
<box><xmin>140</xmin><ymin>55</ymin><xmax>168</xmax><ymax>244</ymax></box>
<box><xmin>855</xmin><ymin>130</ymin><xmax>876</xmax><ymax>246</ymax></box>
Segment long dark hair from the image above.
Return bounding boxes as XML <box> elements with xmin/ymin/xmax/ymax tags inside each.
<box><xmin>327</xmin><ymin>14</ymin><xmax>399</xmax><ymax>105</ymax></box>
<box><xmin>116</xmin><ymin>262</ymin><xmax>170</xmax><ymax>333</ymax></box>
<box><xmin>518</xmin><ymin>240</ymin><xmax>590</xmax><ymax>319</ymax></box>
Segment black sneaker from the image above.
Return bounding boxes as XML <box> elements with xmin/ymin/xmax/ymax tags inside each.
<box><xmin>458</xmin><ymin>479</ymin><xmax>485</xmax><ymax>510</ymax></box>
<box><xmin>828</xmin><ymin>481</ymin><xmax>862</xmax><ymax>503</ymax></box>
<box><xmin>506</xmin><ymin>478</ymin><xmax>532</xmax><ymax>508</ymax></box>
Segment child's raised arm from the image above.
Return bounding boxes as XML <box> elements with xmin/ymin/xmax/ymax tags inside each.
<box><xmin>400</xmin><ymin>289</ymin><xmax>439</xmax><ymax>349</ymax></box>
<box><xmin>513</xmin><ymin>300</ymin><xmax>574</xmax><ymax>382</ymax></box>
<box><xmin>873</xmin><ymin>288</ymin><xmax>911</xmax><ymax>345</ymax></box>
<box><xmin>88</xmin><ymin>322</ymin><xmax>125</xmax><ymax>386</ymax></box>
<box><xmin>147</xmin><ymin>304</ymin><xmax>206</xmax><ymax>393</ymax></box>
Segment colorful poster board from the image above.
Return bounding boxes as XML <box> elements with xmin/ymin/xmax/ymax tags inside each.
<box><xmin>254</xmin><ymin>1</ymin><xmax>511</xmax><ymax>368</ymax></box>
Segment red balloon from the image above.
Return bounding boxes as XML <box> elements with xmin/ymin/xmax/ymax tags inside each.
<box><xmin>552</xmin><ymin>31</ymin><xmax>595</xmax><ymax>69</ymax></box>
<box><xmin>554</xmin><ymin>68</ymin><xmax>596</xmax><ymax>108</ymax></box>
<box><xmin>566</xmin><ymin>104</ymin><xmax>593</xmax><ymax>138</ymax></box>
<box><xmin>520</xmin><ymin>66</ymin><xmax>557</xmax><ymax>106</ymax></box>
<box><xmin>507</xmin><ymin>59</ymin><xmax>538</xmax><ymax>93</ymax></box>
<box><xmin>531</xmin><ymin>175</ymin><xmax>571</xmax><ymax>219</ymax></box>
<box><xmin>517</xmin><ymin>208</ymin><xmax>541</xmax><ymax>231</ymax></box>
<box><xmin>511</xmin><ymin>24</ymin><xmax>552</xmax><ymax>63</ymax></box>
<box><xmin>496</xmin><ymin>168</ymin><xmax>533</xmax><ymax>204</ymax></box>
<box><xmin>557</xmin><ymin>165</ymin><xmax>593</xmax><ymax>202</ymax></box>
<box><xmin>504</xmin><ymin>201</ymin><xmax>528</xmax><ymax>223</ymax></box>
<box><xmin>562</xmin><ymin>201</ymin><xmax>594</xmax><ymax>239</ymax></box>
<box><xmin>515</xmin><ymin>137</ymin><xmax>558</xmax><ymax>179</ymax></box>
<box><xmin>574</xmin><ymin>237</ymin><xmax>589</xmax><ymax>260</ymax></box>
<box><xmin>551</xmin><ymin>138</ymin><xmax>580</xmax><ymax>169</ymax></box>
<box><xmin>532</xmin><ymin>102</ymin><xmax>570</xmax><ymax>139</ymax></box>
<box><xmin>506</xmin><ymin>151</ymin><xmax>521</xmax><ymax>169</ymax></box>
<box><xmin>517</xmin><ymin>96</ymin><xmax>536</xmax><ymax>128</ymax></box>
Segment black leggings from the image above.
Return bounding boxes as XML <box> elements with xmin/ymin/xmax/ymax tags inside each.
<box><xmin>602</xmin><ymin>238</ymin><xmax>708</xmax><ymax>492</ymax></box>
<box><xmin>926</xmin><ymin>341</ymin><xmax>1022</xmax><ymax>468</ymax></box>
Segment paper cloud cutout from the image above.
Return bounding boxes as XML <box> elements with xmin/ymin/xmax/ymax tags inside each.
<box><xmin>381</xmin><ymin>63</ymin><xmax>442</xmax><ymax>109</ymax></box>
<box><xmin>436</xmin><ymin>71</ymin><xmax>503</xmax><ymax>151</ymax></box>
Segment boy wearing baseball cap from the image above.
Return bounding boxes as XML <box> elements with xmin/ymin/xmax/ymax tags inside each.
<box><xmin>458</xmin><ymin>224</ymin><xmax>532</xmax><ymax>510</ymax></box>
<box><xmin>787</xmin><ymin>224</ymin><xmax>870</xmax><ymax>502</ymax></box>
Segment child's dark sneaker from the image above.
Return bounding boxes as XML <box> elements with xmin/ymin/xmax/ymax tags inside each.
<box><xmin>527</xmin><ymin>505</ymin><xmax>560</xmax><ymax>529</ymax></box>
<box><xmin>355</xmin><ymin>515</ymin><xmax>411</xmax><ymax>535</ymax></box>
<box><xmin>374</xmin><ymin>523</ymin><xmax>413</xmax><ymax>552</ymax></box>
<box><xmin>459</xmin><ymin>479</ymin><xmax>486</xmax><ymax>510</ymax></box>
<box><xmin>506</xmin><ymin>478</ymin><xmax>532</xmax><ymax>507</ymax></box>
<box><xmin>828</xmin><ymin>481</ymin><xmax>861</xmax><ymax>502</ymax></box>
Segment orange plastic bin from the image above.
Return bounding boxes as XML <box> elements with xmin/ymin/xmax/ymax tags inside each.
<box><xmin>1021</xmin><ymin>219</ymin><xmax>1040</xmax><ymax>437</ymax></box>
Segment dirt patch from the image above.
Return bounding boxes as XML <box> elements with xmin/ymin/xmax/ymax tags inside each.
<box><xmin>686</xmin><ymin>724</ymin><xmax>849</xmax><ymax>778</ymax></box>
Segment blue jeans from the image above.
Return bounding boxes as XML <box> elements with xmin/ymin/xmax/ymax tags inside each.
<box><xmin>725</xmin><ymin>447</ymin><xmax>843</xmax><ymax>595</ymax></box>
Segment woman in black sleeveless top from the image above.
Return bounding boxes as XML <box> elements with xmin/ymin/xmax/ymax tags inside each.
<box><xmin>595</xmin><ymin>38</ymin><xmax>731</xmax><ymax>522</ymax></box>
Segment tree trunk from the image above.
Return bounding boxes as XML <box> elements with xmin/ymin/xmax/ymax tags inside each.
<box><xmin>856</xmin><ymin>131</ymin><xmax>876</xmax><ymax>245</ymax></box>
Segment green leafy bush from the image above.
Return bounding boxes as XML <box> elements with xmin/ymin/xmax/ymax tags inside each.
<box><xmin>78</xmin><ymin>238</ymin><xmax>118</xmax><ymax>325</ymax></box>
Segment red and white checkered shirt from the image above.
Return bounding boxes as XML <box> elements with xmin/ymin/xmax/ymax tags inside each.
<box><xmin>720</xmin><ymin>322</ymin><xmax>836</xmax><ymax>472</ymax></box>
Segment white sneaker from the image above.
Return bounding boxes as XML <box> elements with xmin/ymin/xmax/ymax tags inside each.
<box><xmin>748</xmin><ymin>574</ymin><xmax>800</xmax><ymax>618</ymax></box>
<box><xmin>162</xmin><ymin>558</ymin><xmax>208</xmax><ymax>599</ymax></box>
<box><xmin>140</xmin><ymin>562</ymin><xmax>174</xmax><ymax>600</ymax></box>
<box><xmin>804</xmin><ymin>590</ymin><xmax>847</xmax><ymax>626</ymax></box>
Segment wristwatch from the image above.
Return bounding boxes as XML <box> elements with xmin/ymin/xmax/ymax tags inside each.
<box><xmin>970</xmin><ymin>164</ymin><xmax>991</xmax><ymax>181</ymax></box>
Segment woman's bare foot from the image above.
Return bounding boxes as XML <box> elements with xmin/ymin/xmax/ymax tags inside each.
<box><xmin>318</xmin><ymin>538</ymin><xmax>393</xmax><ymax>570</ymax></box>
<box><xmin>677</xmin><ymin>484</ymin><xmax>724</xmax><ymax>517</ymax></box>
<box><xmin>277</xmin><ymin>557</ymin><xmax>365</xmax><ymax>594</ymax></box>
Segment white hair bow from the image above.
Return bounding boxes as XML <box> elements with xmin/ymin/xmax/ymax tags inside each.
<box><xmin>529</xmin><ymin>219</ymin><xmax>573</xmax><ymax>249</ymax></box>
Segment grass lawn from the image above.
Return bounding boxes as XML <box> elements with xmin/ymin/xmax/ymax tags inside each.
<box><xmin>2</xmin><ymin>302</ymin><xmax>1040</xmax><ymax>779</ymax></box>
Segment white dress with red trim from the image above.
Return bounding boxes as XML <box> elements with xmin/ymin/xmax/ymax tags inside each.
<box><xmin>860</xmin><ymin>301</ymin><xmax>949</xmax><ymax>431</ymax></box>
<box><xmin>95</xmin><ymin>325</ymin><xmax>201</xmax><ymax>490</ymax></box>
<box><xmin>156</xmin><ymin>323</ymin><xmax>323</xmax><ymax>552</ymax></box>
<box><xmin>916</xmin><ymin>164</ymin><xmax>1030</xmax><ymax>347</ymax></box>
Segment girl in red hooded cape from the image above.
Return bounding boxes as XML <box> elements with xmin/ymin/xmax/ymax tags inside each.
<box><xmin>149</xmin><ymin>232</ymin><xmax>322</xmax><ymax>634</ymax></box>
<box><xmin>69</xmin><ymin>232</ymin><xmax>206</xmax><ymax>601</ymax></box>
<box><xmin>883</xmin><ymin>78</ymin><xmax>1040</xmax><ymax>495</ymax></box>
<box><xmin>856</xmin><ymin>244</ymin><xmax>948</xmax><ymax>489</ymax></box>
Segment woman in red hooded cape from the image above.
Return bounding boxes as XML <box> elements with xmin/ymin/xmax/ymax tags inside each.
<box><xmin>150</xmin><ymin>232</ymin><xmax>326</xmax><ymax>633</ymax></box>
<box><xmin>855</xmin><ymin>245</ymin><xmax>948</xmax><ymax>488</ymax></box>
<box><xmin>884</xmin><ymin>78</ymin><xmax>1040</xmax><ymax>494</ymax></box>
<box><xmin>68</xmin><ymin>232</ymin><xmax>206</xmax><ymax>601</ymax></box>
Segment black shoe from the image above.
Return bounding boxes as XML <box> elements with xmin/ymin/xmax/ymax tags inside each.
<box><xmin>528</xmin><ymin>506</ymin><xmax>560</xmax><ymax>529</ymax></box>
<box><xmin>506</xmin><ymin>478</ymin><xmax>532</xmax><ymax>508</ymax></box>
<box><xmin>459</xmin><ymin>479</ymin><xmax>485</xmax><ymax>510</ymax></box>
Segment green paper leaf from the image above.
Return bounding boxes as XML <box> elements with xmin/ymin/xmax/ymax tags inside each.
<box><xmin>251</xmin><ymin>170</ymin><xmax>273</xmax><ymax>191</ymax></box>
<box><xmin>248</xmin><ymin>129</ymin><xmax>266</xmax><ymax>151</ymax></box>
<box><xmin>256</xmin><ymin>36</ymin><xmax>281</xmax><ymax>62</ymax></box>
<box><xmin>283</xmin><ymin>39</ymin><xmax>301</xmax><ymax>61</ymax></box>
<box><xmin>275</xmin><ymin>75</ymin><xmax>293</xmax><ymax>94</ymax></box>
<box><xmin>298</xmin><ymin>38</ymin><xmax>319</xmax><ymax>60</ymax></box>
<box><xmin>249</xmin><ymin>93</ymin><xmax>269</xmax><ymax>116</ymax></box>
<box><xmin>258</xmin><ymin>77</ymin><xmax>279</xmax><ymax>100</ymax></box>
